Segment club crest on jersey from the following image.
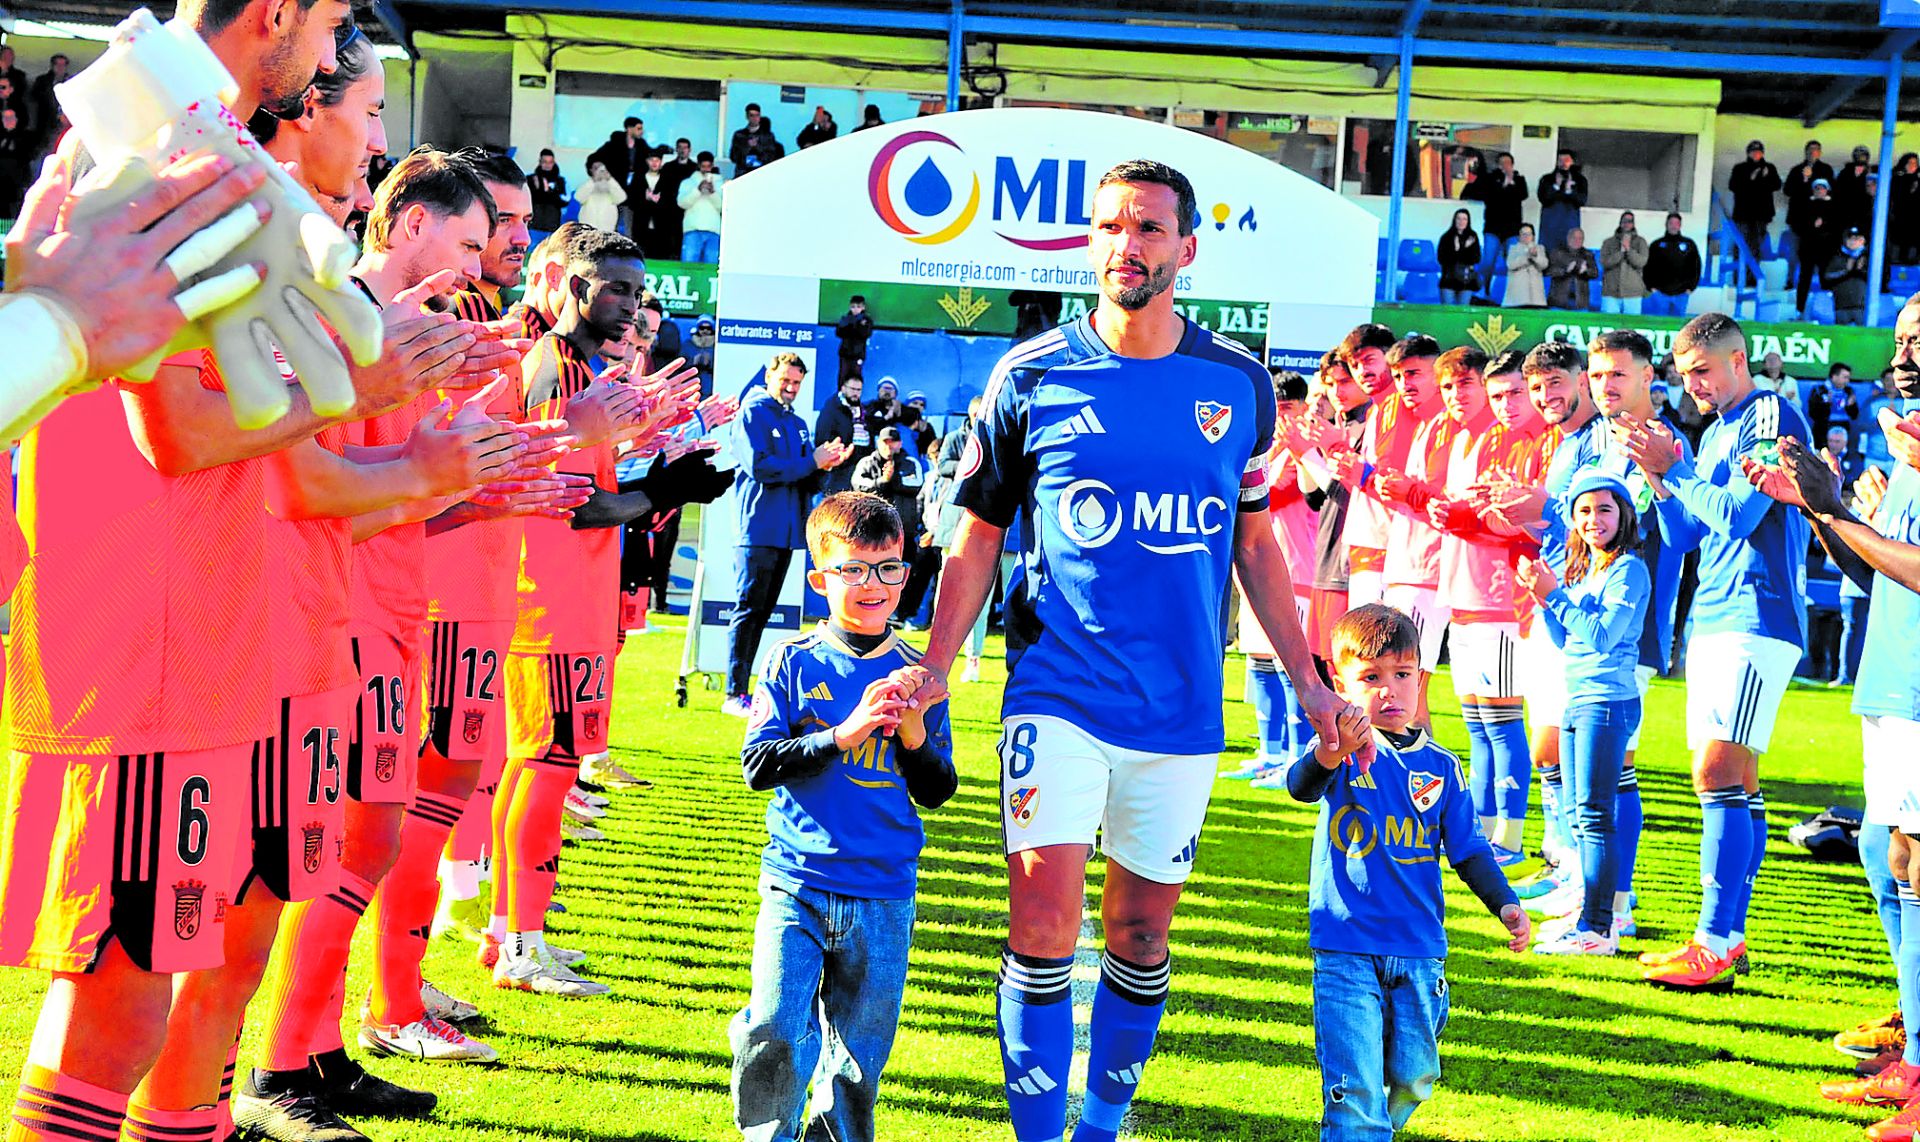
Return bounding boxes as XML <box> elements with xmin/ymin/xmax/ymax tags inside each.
<box><xmin>747</xmin><ymin>689</ymin><xmax>775</xmax><ymax>730</ymax></box>
<box><xmin>173</xmin><ymin>879</ymin><xmax>206</xmax><ymax>940</ymax></box>
<box><xmin>958</xmin><ymin>433</ymin><xmax>984</xmax><ymax>480</ymax></box>
<box><xmin>583</xmin><ymin>710</ymin><xmax>603</xmax><ymax>743</ymax></box>
<box><xmin>462</xmin><ymin>709</ymin><xmax>485</xmax><ymax>745</ymax></box>
<box><xmin>302</xmin><ymin>822</ymin><xmax>326</xmax><ymax>874</ymax></box>
<box><xmin>1008</xmin><ymin>786</ymin><xmax>1039</xmax><ymax>827</ymax></box>
<box><xmin>374</xmin><ymin>744</ymin><xmax>398</xmax><ymax>784</ymax></box>
<box><xmin>1408</xmin><ymin>770</ymin><xmax>1443</xmax><ymax>813</ymax></box>
<box><xmin>1194</xmin><ymin>401</ymin><xmax>1232</xmax><ymax>444</ymax></box>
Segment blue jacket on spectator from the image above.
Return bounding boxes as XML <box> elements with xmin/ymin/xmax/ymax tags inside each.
<box><xmin>733</xmin><ymin>388</ymin><xmax>821</xmax><ymax>549</ymax></box>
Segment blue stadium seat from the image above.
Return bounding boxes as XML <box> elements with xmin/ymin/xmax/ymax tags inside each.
<box><xmin>1878</xmin><ymin>295</ymin><xmax>1907</xmax><ymax>326</ymax></box>
<box><xmin>1891</xmin><ymin>265</ymin><xmax>1920</xmax><ymax>295</ymax></box>
<box><xmin>1589</xmin><ymin>277</ymin><xmax>1603</xmax><ymax>309</ymax></box>
<box><xmin>1401</xmin><ymin>271</ymin><xmax>1442</xmax><ymax>304</ymax></box>
<box><xmin>1377</xmin><ymin>238</ymin><xmax>1390</xmax><ymax>270</ymax></box>
<box><xmin>1489</xmin><ymin>272</ymin><xmax>1508</xmax><ymax>306</ymax></box>
<box><xmin>1398</xmin><ymin>239</ymin><xmax>1441</xmax><ymax>273</ymax></box>
<box><xmin>1376</xmin><ymin>270</ymin><xmax>1389</xmax><ymax>301</ymax></box>
<box><xmin>1806</xmin><ymin>290</ymin><xmax>1836</xmax><ymax>324</ymax></box>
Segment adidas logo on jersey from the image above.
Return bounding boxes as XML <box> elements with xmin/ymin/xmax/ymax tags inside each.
<box><xmin>1008</xmin><ymin>1066</ymin><xmax>1058</xmax><ymax>1096</ymax></box>
<box><xmin>1171</xmin><ymin>834</ymin><xmax>1199</xmax><ymax>864</ymax></box>
<box><xmin>1059</xmin><ymin>407</ymin><xmax>1107</xmax><ymax>437</ymax></box>
<box><xmin>1352</xmin><ymin>770</ymin><xmax>1377</xmax><ymax>789</ymax></box>
<box><xmin>806</xmin><ymin>681</ymin><xmax>834</xmax><ymax>701</ymax></box>
<box><xmin>1107</xmin><ymin>1062</ymin><xmax>1144</xmax><ymax>1085</ymax></box>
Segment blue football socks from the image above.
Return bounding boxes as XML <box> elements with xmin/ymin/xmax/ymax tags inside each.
<box><xmin>1072</xmin><ymin>951</ymin><xmax>1171</xmax><ymax>1142</ymax></box>
<box><xmin>1696</xmin><ymin>786</ymin><xmax>1752</xmax><ymax>953</ymax></box>
<box><xmin>999</xmin><ymin>947</ymin><xmax>1075</xmax><ymax>1142</ymax></box>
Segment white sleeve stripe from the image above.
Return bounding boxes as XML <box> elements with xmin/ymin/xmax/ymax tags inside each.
<box><xmin>980</xmin><ymin>330</ymin><xmax>1068</xmax><ymax>409</ymax></box>
<box><xmin>1755</xmin><ymin>392</ymin><xmax>1778</xmax><ymax>439</ymax></box>
<box><xmin>1209</xmin><ymin>330</ymin><xmax>1263</xmax><ymax>365</ymax></box>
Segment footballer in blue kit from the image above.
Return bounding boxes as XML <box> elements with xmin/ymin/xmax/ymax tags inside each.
<box><xmin>1620</xmin><ymin>313</ymin><xmax>1810</xmax><ymax>990</ymax></box>
<box><xmin>922</xmin><ymin>159</ymin><xmax>1354</xmax><ymax>1142</ymax></box>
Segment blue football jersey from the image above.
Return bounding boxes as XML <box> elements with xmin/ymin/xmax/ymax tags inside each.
<box><xmin>1300</xmin><ymin>730</ymin><xmax>1493</xmax><ymax>959</ymax></box>
<box><xmin>1655</xmin><ymin>387</ymin><xmax>1811</xmax><ymax>647</ymax></box>
<box><xmin>1853</xmin><ymin>461</ymin><xmax>1920</xmax><ymax>721</ymax></box>
<box><xmin>1538</xmin><ymin>417</ymin><xmax>1603</xmax><ymax>574</ymax></box>
<box><xmin>953</xmin><ymin>315</ymin><xmax>1276</xmax><ymax>755</ymax></box>
<box><xmin>745</xmin><ymin>625</ymin><xmax>955</xmax><ymax>899</ymax></box>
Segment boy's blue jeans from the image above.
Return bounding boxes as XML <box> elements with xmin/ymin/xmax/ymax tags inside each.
<box><xmin>730</xmin><ymin>875</ymin><xmax>916</xmax><ymax>1142</ymax></box>
<box><xmin>1312</xmin><ymin>951</ymin><xmax>1451</xmax><ymax>1141</ymax></box>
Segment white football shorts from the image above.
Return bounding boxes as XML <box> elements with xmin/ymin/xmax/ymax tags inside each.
<box><xmin>1384</xmin><ymin>584</ymin><xmax>1449</xmax><ymax>673</ymax></box>
<box><xmin>1683</xmin><ymin>631</ymin><xmax>1800</xmax><ymax>754</ymax></box>
<box><xmin>1448</xmin><ymin>621</ymin><xmax>1521</xmax><ymax>699</ymax></box>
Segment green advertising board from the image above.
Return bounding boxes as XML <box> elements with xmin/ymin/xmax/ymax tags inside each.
<box><xmin>816</xmin><ymin>278</ymin><xmax>1270</xmax><ymax>351</ymax></box>
<box><xmin>644</xmin><ymin>260</ymin><xmax>721</xmax><ymax>319</ymax></box>
<box><xmin>1372</xmin><ymin>303</ymin><xmax>1895</xmax><ymax>375</ymax></box>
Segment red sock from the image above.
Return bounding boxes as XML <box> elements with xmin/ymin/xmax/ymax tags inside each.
<box><xmin>7</xmin><ymin>1064</ymin><xmax>127</xmax><ymax>1142</ymax></box>
<box><xmin>504</xmin><ymin>758</ymin><xmax>575</xmax><ymax>932</ymax></box>
<box><xmin>369</xmin><ymin>791</ymin><xmax>463</xmax><ymax>1026</ymax></box>
<box><xmin>491</xmin><ymin>758</ymin><xmax>530</xmax><ymax>929</ymax></box>
<box><xmin>253</xmin><ymin>871</ymin><xmax>374</xmax><ymax>1073</ymax></box>
<box><xmin>123</xmin><ymin>1101</ymin><xmax>220</xmax><ymax>1142</ymax></box>
<box><xmin>449</xmin><ymin>774</ymin><xmax>496</xmax><ymax>863</ymax></box>
<box><xmin>214</xmin><ymin>1026</ymin><xmax>240</xmax><ymax>1140</ymax></box>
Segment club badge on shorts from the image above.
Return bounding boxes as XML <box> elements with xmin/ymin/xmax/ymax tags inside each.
<box><xmin>173</xmin><ymin>879</ymin><xmax>206</xmax><ymax>940</ymax></box>
<box><xmin>462</xmin><ymin>708</ymin><xmax>485</xmax><ymax>745</ymax></box>
<box><xmin>1195</xmin><ymin>400</ymin><xmax>1232</xmax><ymax>444</ymax></box>
<box><xmin>1007</xmin><ymin>786</ymin><xmax>1038</xmax><ymax>827</ymax></box>
<box><xmin>584</xmin><ymin>710</ymin><xmax>603</xmax><ymax>743</ymax></box>
<box><xmin>302</xmin><ymin>822</ymin><xmax>326</xmax><ymax>874</ymax></box>
<box><xmin>1408</xmin><ymin>770</ymin><xmax>1443</xmax><ymax>813</ymax></box>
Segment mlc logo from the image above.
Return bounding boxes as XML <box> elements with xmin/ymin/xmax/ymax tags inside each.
<box><xmin>868</xmin><ymin>130</ymin><xmax>981</xmax><ymax>245</ymax></box>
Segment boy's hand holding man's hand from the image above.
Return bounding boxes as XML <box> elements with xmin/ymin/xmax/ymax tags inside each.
<box><xmin>834</xmin><ymin>678</ymin><xmax>907</xmax><ymax>751</ymax></box>
<box><xmin>1499</xmin><ymin>904</ymin><xmax>1532</xmax><ymax>952</ymax></box>
<box><xmin>1313</xmin><ymin>706</ymin><xmax>1372</xmax><ymax>771</ymax></box>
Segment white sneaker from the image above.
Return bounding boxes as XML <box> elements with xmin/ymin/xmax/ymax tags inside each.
<box><xmin>1249</xmin><ymin>763</ymin><xmax>1295</xmax><ymax>790</ymax></box>
<box><xmin>582</xmin><ymin>757</ymin><xmax>649</xmax><ymax>788</ymax></box>
<box><xmin>421</xmin><ymin>980</ymin><xmax>479</xmax><ymax>1023</ymax></box>
<box><xmin>572</xmin><ymin>784</ymin><xmax>611</xmax><ymax>809</ymax></box>
<box><xmin>1525</xmin><ymin>878</ymin><xmax>1585</xmax><ymax>919</ymax></box>
<box><xmin>721</xmin><ymin>695</ymin><xmax>753</xmax><ymax>717</ymax></box>
<box><xmin>493</xmin><ymin>945</ymin><xmax>609</xmax><ymax>997</ymax></box>
<box><xmin>961</xmin><ymin>658</ymin><xmax>982</xmax><ymax>683</ymax></box>
<box><xmin>1533</xmin><ymin>926</ymin><xmax>1619</xmax><ymax>955</ymax></box>
<box><xmin>563</xmin><ymin>789</ymin><xmax>606</xmax><ymax>821</ymax></box>
<box><xmin>561</xmin><ymin>822</ymin><xmax>605</xmax><ymax>843</ymax></box>
<box><xmin>359</xmin><ymin>1015</ymin><xmax>499</xmax><ymax>1062</ymax></box>
<box><xmin>547</xmin><ymin>942</ymin><xmax>588</xmax><ymax>967</ymax></box>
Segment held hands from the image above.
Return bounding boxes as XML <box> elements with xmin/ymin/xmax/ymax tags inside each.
<box><xmin>1499</xmin><ymin>904</ymin><xmax>1532</xmax><ymax>952</ymax></box>
<box><xmin>1514</xmin><ymin>555</ymin><xmax>1556</xmax><ymax>605</ymax></box>
<box><xmin>834</xmin><ymin>677</ymin><xmax>911</xmax><ymax>750</ymax></box>
<box><xmin>1313</xmin><ymin>703</ymin><xmax>1373</xmax><ymax>772</ymax></box>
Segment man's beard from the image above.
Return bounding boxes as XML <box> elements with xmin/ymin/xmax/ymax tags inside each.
<box><xmin>1890</xmin><ymin>361</ymin><xmax>1920</xmax><ymax>398</ymax></box>
<box><xmin>258</xmin><ymin>29</ymin><xmax>316</xmax><ymax>118</ymax></box>
<box><xmin>482</xmin><ymin>247</ymin><xmax>527</xmax><ymax>290</ymax></box>
<box><xmin>1102</xmin><ymin>257</ymin><xmax>1178</xmax><ymax>311</ymax></box>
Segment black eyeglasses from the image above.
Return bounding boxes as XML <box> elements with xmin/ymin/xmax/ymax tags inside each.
<box><xmin>822</xmin><ymin>559</ymin><xmax>909</xmax><ymax>586</ymax></box>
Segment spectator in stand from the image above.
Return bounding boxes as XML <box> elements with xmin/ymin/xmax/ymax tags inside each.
<box><xmin>721</xmin><ymin>353</ymin><xmax>855</xmax><ymax>715</ymax></box>
<box><xmin>689</xmin><ymin>315</ymin><xmax>718</xmax><ymax>396</ymax></box>
<box><xmin>527</xmin><ymin>149</ymin><xmax>566</xmax><ymax>244</ymax></box>
<box><xmin>634</xmin><ymin>147</ymin><xmax>680</xmax><ymax>260</ymax></box>
<box><xmin>665</xmin><ymin>137</ymin><xmax>698</xmax><ymax>187</ymax></box>
<box><xmin>588</xmin><ymin>115</ymin><xmax>647</xmax><ymax>233</ymax></box>
<box><xmin>1890</xmin><ymin>153</ymin><xmax>1920</xmax><ymax>265</ymax></box>
<box><xmin>0</xmin><ymin>106</ymin><xmax>29</xmax><ymax>218</ymax></box>
<box><xmin>1644</xmin><ymin>212</ymin><xmax>1702</xmax><ymax>317</ymax></box>
<box><xmin>1548</xmin><ymin>227</ymin><xmax>1600</xmax><ymax>310</ymax></box>
<box><xmin>854</xmin><ymin>105</ymin><xmax>886</xmax><ymax>132</ymax></box>
<box><xmin>1729</xmin><ymin>139</ymin><xmax>1782</xmax><ymax>283</ymax></box>
<box><xmin>366</xmin><ymin>151</ymin><xmax>394</xmax><ymax>192</ymax></box>
<box><xmin>1863</xmin><ymin>367</ymin><xmax>1898</xmax><ymax>470</ymax></box>
<box><xmin>1470</xmin><ymin>152</ymin><xmax>1529</xmax><ymax>259</ymax></box>
<box><xmin>849</xmin><ymin>426</ymin><xmax>927</xmax><ymax>621</ymax></box>
<box><xmin>1753</xmin><ymin>351</ymin><xmax>1801</xmax><ymax>405</ymax></box>
<box><xmin>816</xmin><ymin>374</ymin><xmax>873</xmax><ymax>494</ymax></box>
<box><xmin>900</xmin><ymin>391</ymin><xmax>935</xmax><ymax>456</ymax></box>
<box><xmin>1650</xmin><ymin>379</ymin><xmax>1672</xmax><ymax>420</ymax></box>
<box><xmin>574</xmin><ymin>160</ymin><xmax>627</xmax><ymax>232</ymax></box>
<box><xmin>1600</xmin><ymin>210</ymin><xmax>1650</xmax><ymax>315</ymax></box>
<box><xmin>1793</xmin><ymin>178</ymin><xmax>1839</xmax><ymax>317</ymax></box>
<box><xmin>0</xmin><ymin>75</ymin><xmax>21</xmax><ymax>141</ymax></box>
<box><xmin>1785</xmin><ymin>140</ymin><xmax>1837</xmax><ymax>257</ymax></box>
<box><xmin>27</xmin><ymin>53</ymin><xmax>65</xmax><ymax>138</ymax></box>
<box><xmin>1008</xmin><ymin>288</ymin><xmax>1065</xmax><ymax>340</ymax></box>
<box><xmin>730</xmin><ymin>103</ymin><xmax>782</xmax><ymax>173</ymax></box>
<box><xmin>865</xmin><ymin>377</ymin><xmax>905</xmax><ymax>440</ymax></box>
<box><xmin>1505</xmin><ymin>223</ymin><xmax>1548</xmax><ymax>309</ymax></box>
<box><xmin>1537</xmin><ymin>149</ymin><xmax>1589</xmax><ymax>252</ymax></box>
<box><xmin>0</xmin><ymin>48</ymin><xmax>25</xmax><ymax>125</ymax></box>
<box><xmin>836</xmin><ymin>294</ymin><xmax>875</xmax><ymax>382</ymax></box>
<box><xmin>1836</xmin><ymin>145</ymin><xmax>1876</xmax><ymax>235</ymax></box>
<box><xmin>677</xmin><ymin>152</ymin><xmax>725</xmax><ymax>263</ymax></box>
<box><xmin>797</xmin><ymin>106</ymin><xmax>839</xmax><ymax>150</ymax></box>
<box><xmin>1827</xmin><ymin>227</ymin><xmax>1872</xmax><ymax>326</ymax></box>
<box><xmin>1825</xmin><ymin>425</ymin><xmax>1867</xmax><ymax>499</ymax></box>
<box><xmin>1809</xmin><ymin>363</ymin><xmax>1860</xmax><ymax>443</ymax></box>
<box><xmin>1437</xmin><ymin>209</ymin><xmax>1482</xmax><ymax>305</ymax></box>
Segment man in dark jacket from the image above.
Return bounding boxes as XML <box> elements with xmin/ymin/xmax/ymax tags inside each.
<box><xmin>1834</xmin><ymin>146</ymin><xmax>1876</xmax><ymax>234</ymax></box>
<box><xmin>850</xmin><ymin>425</ymin><xmax>924</xmax><ymax>543</ymax></box>
<box><xmin>1793</xmin><ymin>178</ymin><xmax>1840</xmax><ymax>315</ymax></box>
<box><xmin>835</xmin><ymin>295</ymin><xmax>874</xmax><ymax>382</ymax></box>
<box><xmin>1536</xmin><ymin>150</ymin><xmax>1588</xmax><ymax>251</ymax></box>
<box><xmin>729</xmin><ymin>103</ymin><xmax>781</xmax><ymax>174</ymax></box>
<box><xmin>723</xmin><ymin>353</ymin><xmax>854</xmax><ymax>712</ymax></box>
<box><xmin>1826</xmin><ymin>228</ymin><xmax>1872</xmax><ymax>325</ymax></box>
<box><xmin>1729</xmin><ymin>139</ymin><xmax>1782</xmax><ymax>278</ymax></box>
<box><xmin>1470</xmin><ymin>152</ymin><xmax>1530</xmax><ymax>252</ymax></box>
<box><xmin>797</xmin><ymin>106</ymin><xmax>838</xmax><ymax>150</ymax></box>
<box><xmin>814</xmin><ymin>373</ymin><xmax>872</xmax><ymax>494</ymax></box>
<box><xmin>1546</xmin><ymin>228</ymin><xmax>1599</xmax><ymax>310</ymax></box>
<box><xmin>588</xmin><ymin>116</ymin><xmax>647</xmax><ymax>233</ymax></box>
<box><xmin>1784</xmin><ymin>140</ymin><xmax>1837</xmax><ymax>241</ymax></box>
<box><xmin>1643</xmin><ymin>212</ymin><xmax>1703</xmax><ymax>317</ymax></box>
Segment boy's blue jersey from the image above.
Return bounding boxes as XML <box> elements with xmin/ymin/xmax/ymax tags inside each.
<box><xmin>1854</xmin><ymin>460</ymin><xmax>1920</xmax><ymax>721</ymax></box>
<box><xmin>952</xmin><ymin>316</ymin><xmax>1275</xmax><ymax>755</ymax></box>
<box><xmin>1655</xmin><ymin>387</ymin><xmax>1810</xmax><ymax>647</ymax></box>
<box><xmin>1301</xmin><ymin>730</ymin><xmax>1493</xmax><ymax>958</ymax></box>
<box><xmin>745</xmin><ymin>625</ymin><xmax>954</xmax><ymax>899</ymax></box>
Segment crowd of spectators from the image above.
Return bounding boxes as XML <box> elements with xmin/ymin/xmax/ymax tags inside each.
<box><xmin>0</xmin><ymin>47</ymin><xmax>68</xmax><ymax>218</ymax></box>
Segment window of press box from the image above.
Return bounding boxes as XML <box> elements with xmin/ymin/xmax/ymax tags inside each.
<box><xmin>1004</xmin><ymin>100</ymin><xmax>1169</xmax><ymax>123</ymax></box>
<box><xmin>1176</xmin><ymin>109</ymin><xmax>1337</xmax><ymax>188</ymax></box>
<box><xmin>1341</xmin><ymin>119</ymin><xmax>1514</xmax><ymax>199</ymax></box>
<box><xmin>1555</xmin><ymin>127</ymin><xmax>1699</xmax><ymax>213</ymax></box>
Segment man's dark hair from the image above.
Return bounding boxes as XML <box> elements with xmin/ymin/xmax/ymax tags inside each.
<box><xmin>1673</xmin><ymin>313</ymin><xmax>1746</xmax><ymax>359</ymax></box>
<box><xmin>1336</xmin><ymin>323</ymin><xmax>1397</xmax><ymax>367</ymax></box>
<box><xmin>1830</xmin><ymin>362</ymin><xmax>1853</xmax><ymax>380</ymax></box>
<box><xmin>807</xmin><ymin>492</ymin><xmax>903</xmax><ymax>563</ymax></box>
<box><xmin>677</xmin><ymin>136</ymin><xmax>691</xmax><ymax>147</ymax></box>
<box><xmin>745</xmin><ymin>102</ymin><xmax>762</xmax><ymax>115</ymax></box>
<box><xmin>464</xmin><ymin>149</ymin><xmax>527</xmax><ymax>190</ymax></box>
<box><xmin>850</xmin><ymin>294</ymin><xmax>866</xmax><ymax>304</ymax></box>
<box><xmin>1435</xmin><ymin>345</ymin><xmax>1489</xmax><ymax>379</ymax></box>
<box><xmin>1096</xmin><ymin>159</ymin><xmax>1198</xmax><ymax>237</ymax></box>
<box><xmin>1496</xmin><ymin>151</ymin><xmax>1513</xmax><ymax>164</ymax></box>
<box><xmin>1666</xmin><ymin>211</ymin><xmax>1683</xmax><ymax>224</ymax></box>
<box><xmin>623</xmin><ymin>116</ymin><xmax>641</xmax><ymax>129</ymax></box>
<box><xmin>564</xmin><ymin>226</ymin><xmax>645</xmax><ymax>277</ymax></box>
<box><xmin>1589</xmin><ymin>329</ymin><xmax>1654</xmax><ymax>366</ymax></box>
<box><xmin>1386</xmin><ymin>332</ymin><xmax>1442</xmax><ymax>366</ymax></box>
<box><xmin>50</xmin><ymin>53</ymin><xmax>69</xmax><ymax>64</ymax></box>
<box><xmin>1487</xmin><ymin>349</ymin><xmax>1526</xmax><ymax>378</ymax></box>
<box><xmin>184</xmin><ymin>0</ymin><xmax>322</xmax><ymax>36</ymax></box>
<box><xmin>1272</xmin><ymin>369</ymin><xmax>1308</xmax><ymax>402</ymax></box>
<box><xmin>365</xmin><ymin>146</ymin><xmax>498</xmax><ymax>253</ymax></box>
<box><xmin>1522</xmin><ymin>340</ymin><xmax>1585</xmax><ymax>378</ymax></box>
<box><xmin>1558</xmin><ymin>148</ymin><xmax>1578</xmax><ymax>161</ymax></box>
<box><xmin>640</xmin><ymin>289</ymin><xmax>665</xmax><ymax>316</ymax></box>
<box><xmin>697</xmin><ymin>151</ymin><xmax>715</xmax><ymax>163</ymax></box>
<box><xmin>309</xmin><ymin>33</ymin><xmax>377</xmax><ymax>109</ymax></box>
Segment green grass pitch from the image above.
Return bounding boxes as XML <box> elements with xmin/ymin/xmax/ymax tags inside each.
<box><xmin>0</xmin><ymin>624</ymin><xmax>1891</xmax><ymax>1140</ymax></box>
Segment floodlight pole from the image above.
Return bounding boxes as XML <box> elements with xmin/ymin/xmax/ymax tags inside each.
<box><xmin>1384</xmin><ymin>36</ymin><xmax>1413</xmax><ymax>303</ymax></box>
<box><xmin>1869</xmin><ymin>57</ymin><xmax>1902</xmax><ymax>328</ymax></box>
<box><xmin>946</xmin><ymin>0</ymin><xmax>964</xmax><ymax>112</ymax></box>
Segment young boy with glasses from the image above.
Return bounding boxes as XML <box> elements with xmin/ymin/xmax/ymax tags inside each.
<box><xmin>731</xmin><ymin>491</ymin><xmax>957</xmax><ymax>1141</ymax></box>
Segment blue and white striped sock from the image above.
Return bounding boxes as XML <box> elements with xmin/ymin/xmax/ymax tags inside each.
<box><xmin>998</xmin><ymin>947</ymin><xmax>1075</xmax><ymax>1142</ymax></box>
<box><xmin>1072</xmin><ymin>951</ymin><xmax>1172</xmax><ymax>1142</ymax></box>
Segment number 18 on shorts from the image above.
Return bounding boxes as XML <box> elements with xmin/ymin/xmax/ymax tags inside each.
<box><xmin>998</xmin><ymin>715</ymin><xmax>1219</xmax><ymax>886</ymax></box>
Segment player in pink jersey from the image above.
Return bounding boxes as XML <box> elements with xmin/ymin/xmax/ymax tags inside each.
<box><xmin>1330</xmin><ymin>324</ymin><xmax>1402</xmax><ymax>607</ymax></box>
<box><xmin>1370</xmin><ymin>334</ymin><xmax>1449</xmax><ymax>726</ymax></box>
